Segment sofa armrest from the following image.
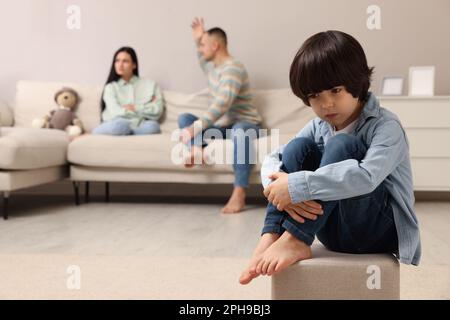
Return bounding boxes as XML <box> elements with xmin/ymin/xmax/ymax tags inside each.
<box><xmin>0</xmin><ymin>99</ymin><xmax>14</xmax><ymax>127</ymax></box>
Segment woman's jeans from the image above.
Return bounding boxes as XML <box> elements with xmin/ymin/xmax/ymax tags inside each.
<box><xmin>263</xmin><ymin>134</ymin><xmax>398</xmax><ymax>254</ymax></box>
<box><xmin>178</xmin><ymin>113</ymin><xmax>261</xmax><ymax>188</ymax></box>
<box><xmin>92</xmin><ymin>118</ymin><xmax>161</xmax><ymax>136</ymax></box>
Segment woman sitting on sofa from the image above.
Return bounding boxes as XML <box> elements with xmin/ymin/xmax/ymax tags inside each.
<box><xmin>93</xmin><ymin>47</ymin><xmax>165</xmax><ymax>135</ymax></box>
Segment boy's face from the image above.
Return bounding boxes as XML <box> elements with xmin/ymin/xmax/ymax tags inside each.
<box><xmin>307</xmin><ymin>86</ymin><xmax>363</xmax><ymax>130</ymax></box>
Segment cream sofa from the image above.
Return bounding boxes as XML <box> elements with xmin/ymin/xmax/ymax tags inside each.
<box><xmin>1</xmin><ymin>81</ymin><xmax>315</xmax><ymax>217</ymax></box>
<box><xmin>0</xmin><ymin>93</ymin><xmax>69</xmax><ymax>220</ymax></box>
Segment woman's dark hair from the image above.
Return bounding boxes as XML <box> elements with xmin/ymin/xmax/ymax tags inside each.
<box><xmin>101</xmin><ymin>47</ymin><xmax>139</xmax><ymax>112</ymax></box>
<box><xmin>290</xmin><ymin>30</ymin><xmax>374</xmax><ymax>106</ymax></box>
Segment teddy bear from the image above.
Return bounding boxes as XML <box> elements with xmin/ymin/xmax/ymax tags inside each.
<box><xmin>32</xmin><ymin>87</ymin><xmax>84</xmax><ymax>138</ymax></box>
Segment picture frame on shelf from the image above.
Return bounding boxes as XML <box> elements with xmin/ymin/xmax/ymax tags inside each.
<box><xmin>409</xmin><ymin>66</ymin><xmax>435</xmax><ymax>97</ymax></box>
<box><xmin>381</xmin><ymin>77</ymin><xmax>404</xmax><ymax>96</ymax></box>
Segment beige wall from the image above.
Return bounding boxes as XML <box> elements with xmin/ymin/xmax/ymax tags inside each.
<box><xmin>0</xmin><ymin>0</ymin><xmax>449</xmax><ymax>106</ymax></box>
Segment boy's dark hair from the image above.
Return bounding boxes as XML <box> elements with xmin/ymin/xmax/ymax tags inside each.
<box><xmin>290</xmin><ymin>30</ymin><xmax>374</xmax><ymax>106</ymax></box>
<box><xmin>207</xmin><ymin>27</ymin><xmax>228</xmax><ymax>47</ymax></box>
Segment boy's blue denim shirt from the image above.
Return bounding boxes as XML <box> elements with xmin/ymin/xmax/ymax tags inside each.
<box><xmin>261</xmin><ymin>92</ymin><xmax>421</xmax><ymax>266</ymax></box>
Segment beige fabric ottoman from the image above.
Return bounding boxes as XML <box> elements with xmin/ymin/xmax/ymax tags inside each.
<box><xmin>272</xmin><ymin>243</ymin><xmax>400</xmax><ymax>300</ymax></box>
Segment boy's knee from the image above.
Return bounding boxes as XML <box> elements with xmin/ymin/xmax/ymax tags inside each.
<box><xmin>326</xmin><ymin>134</ymin><xmax>361</xmax><ymax>154</ymax></box>
<box><xmin>284</xmin><ymin>137</ymin><xmax>316</xmax><ymax>158</ymax></box>
<box><xmin>322</xmin><ymin>134</ymin><xmax>367</xmax><ymax>164</ymax></box>
<box><xmin>280</xmin><ymin>138</ymin><xmax>318</xmax><ymax>170</ymax></box>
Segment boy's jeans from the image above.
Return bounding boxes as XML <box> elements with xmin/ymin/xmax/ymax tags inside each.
<box><xmin>263</xmin><ymin>134</ymin><xmax>398</xmax><ymax>254</ymax></box>
<box><xmin>178</xmin><ymin>113</ymin><xmax>260</xmax><ymax>188</ymax></box>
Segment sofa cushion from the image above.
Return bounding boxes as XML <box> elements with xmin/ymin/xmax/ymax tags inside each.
<box><xmin>14</xmin><ymin>81</ymin><xmax>211</xmax><ymax>135</ymax></box>
<box><xmin>0</xmin><ymin>128</ymin><xmax>69</xmax><ymax>170</ymax></box>
<box><xmin>159</xmin><ymin>90</ymin><xmax>211</xmax><ymax>135</ymax></box>
<box><xmin>14</xmin><ymin>81</ymin><xmax>315</xmax><ymax>137</ymax></box>
<box><xmin>68</xmin><ymin>133</ymin><xmax>234</xmax><ymax>172</ymax></box>
<box><xmin>14</xmin><ymin>81</ymin><xmax>103</xmax><ymax>133</ymax></box>
<box><xmin>68</xmin><ymin>133</ymin><xmax>295</xmax><ymax>173</ymax></box>
<box><xmin>253</xmin><ymin>89</ymin><xmax>316</xmax><ymax>135</ymax></box>
<box><xmin>161</xmin><ymin>89</ymin><xmax>316</xmax><ymax>136</ymax></box>
<box><xmin>0</xmin><ymin>99</ymin><xmax>14</xmax><ymax>127</ymax></box>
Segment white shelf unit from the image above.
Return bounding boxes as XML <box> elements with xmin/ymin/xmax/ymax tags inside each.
<box><xmin>379</xmin><ymin>96</ymin><xmax>450</xmax><ymax>191</ymax></box>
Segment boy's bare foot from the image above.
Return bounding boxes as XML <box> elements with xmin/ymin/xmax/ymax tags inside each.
<box><xmin>254</xmin><ymin>231</ymin><xmax>312</xmax><ymax>279</ymax></box>
<box><xmin>221</xmin><ymin>187</ymin><xmax>246</xmax><ymax>214</ymax></box>
<box><xmin>239</xmin><ymin>233</ymin><xmax>280</xmax><ymax>285</ymax></box>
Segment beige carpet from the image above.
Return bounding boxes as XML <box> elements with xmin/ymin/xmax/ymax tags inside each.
<box><xmin>0</xmin><ymin>253</ymin><xmax>448</xmax><ymax>300</ymax></box>
<box><xmin>400</xmin><ymin>264</ymin><xmax>450</xmax><ymax>300</ymax></box>
<box><xmin>0</xmin><ymin>199</ymin><xmax>449</xmax><ymax>299</ymax></box>
<box><xmin>0</xmin><ymin>254</ymin><xmax>270</xmax><ymax>300</ymax></box>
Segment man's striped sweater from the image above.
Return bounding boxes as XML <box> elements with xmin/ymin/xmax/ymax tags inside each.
<box><xmin>194</xmin><ymin>52</ymin><xmax>262</xmax><ymax>131</ymax></box>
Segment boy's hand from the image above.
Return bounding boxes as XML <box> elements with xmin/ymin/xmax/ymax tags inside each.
<box><xmin>191</xmin><ymin>17</ymin><xmax>205</xmax><ymax>45</ymax></box>
<box><xmin>284</xmin><ymin>201</ymin><xmax>324</xmax><ymax>224</ymax></box>
<box><xmin>264</xmin><ymin>172</ymin><xmax>292</xmax><ymax>211</ymax></box>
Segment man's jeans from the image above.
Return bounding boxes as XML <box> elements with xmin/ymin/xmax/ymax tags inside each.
<box><xmin>262</xmin><ymin>134</ymin><xmax>398</xmax><ymax>254</ymax></box>
<box><xmin>178</xmin><ymin>113</ymin><xmax>261</xmax><ymax>188</ymax></box>
<box><xmin>92</xmin><ymin>118</ymin><xmax>161</xmax><ymax>135</ymax></box>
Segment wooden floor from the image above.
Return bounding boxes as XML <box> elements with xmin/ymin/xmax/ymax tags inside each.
<box><xmin>0</xmin><ymin>196</ymin><xmax>448</xmax><ymax>262</ymax></box>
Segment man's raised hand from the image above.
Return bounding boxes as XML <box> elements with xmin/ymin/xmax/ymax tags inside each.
<box><xmin>191</xmin><ymin>17</ymin><xmax>205</xmax><ymax>44</ymax></box>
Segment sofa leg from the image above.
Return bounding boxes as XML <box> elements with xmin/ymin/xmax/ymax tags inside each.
<box><xmin>73</xmin><ymin>182</ymin><xmax>80</xmax><ymax>206</ymax></box>
<box><xmin>85</xmin><ymin>182</ymin><xmax>90</xmax><ymax>204</ymax></box>
<box><xmin>105</xmin><ymin>182</ymin><xmax>110</xmax><ymax>203</ymax></box>
<box><xmin>3</xmin><ymin>192</ymin><xmax>10</xmax><ymax>220</ymax></box>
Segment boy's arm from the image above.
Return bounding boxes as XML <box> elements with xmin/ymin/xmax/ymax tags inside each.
<box><xmin>287</xmin><ymin>120</ymin><xmax>408</xmax><ymax>204</ymax></box>
<box><xmin>261</xmin><ymin>119</ymin><xmax>317</xmax><ymax>189</ymax></box>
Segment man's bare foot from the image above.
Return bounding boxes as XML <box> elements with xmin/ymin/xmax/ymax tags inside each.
<box><xmin>254</xmin><ymin>231</ymin><xmax>312</xmax><ymax>279</ymax></box>
<box><xmin>239</xmin><ymin>233</ymin><xmax>280</xmax><ymax>285</ymax></box>
<box><xmin>184</xmin><ymin>146</ymin><xmax>206</xmax><ymax>168</ymax></box>
<box><xmin>221</xmin><ymin>187</ymin><xmax>246</xmax><ymax>214</ymax></box>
